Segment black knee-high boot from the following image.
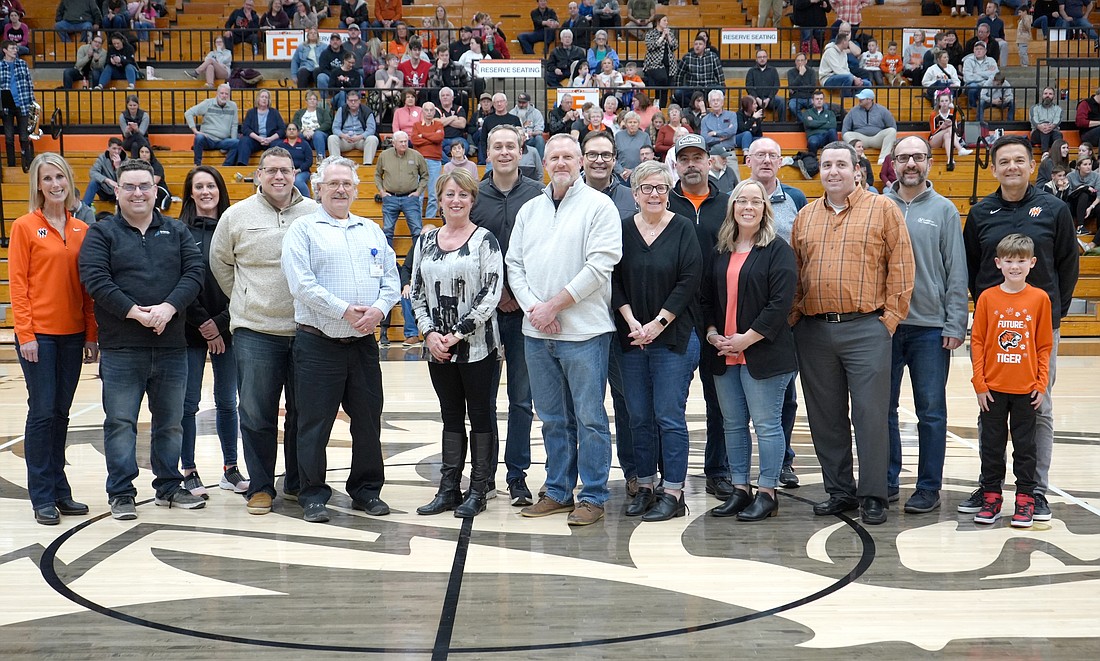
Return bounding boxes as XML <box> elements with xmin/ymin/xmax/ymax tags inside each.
<box><xmin>455</xmin><ymin>431</ymin><xmax>494</xmax><ymax>518</ymax></box>
<box><xmin>418</xmin><ymin>431</ymin><xmax>466</xmax><ymax>515</ymax></box>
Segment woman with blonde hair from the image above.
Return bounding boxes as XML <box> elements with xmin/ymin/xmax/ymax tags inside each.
<box><xmin>700</xmin><ymin>179</ymin><xmax>797</xmax><ymax>521</ymax></box>
<box><xmin>421</xmin><ymin>5</ymin><xmax>455</xmax><ymax>52</ymax></box>
<box><xmin>11</xmin><ymin>153</ymin><xmax>98</xmax><ymax>525</ymax></box>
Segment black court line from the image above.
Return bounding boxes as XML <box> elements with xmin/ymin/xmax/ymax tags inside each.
<box><xmin>37</xmin><ymin>485</ymin><xmax>876</xmax><ymax>654</ymax></box>
<box><xmin>431</xmin><ymin>516</ymin><xmax>474</xmax><ymax>661</ymax></box>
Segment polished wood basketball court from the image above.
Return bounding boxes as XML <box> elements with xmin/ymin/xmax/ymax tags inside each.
<box><xmin>1</xmin><ymin>348</ymin><xmax>1098</xmax><ymax>659</ymax></box>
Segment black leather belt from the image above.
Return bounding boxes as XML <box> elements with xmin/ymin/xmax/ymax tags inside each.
<box><xmin>297</xmin><ymin>324</ymin><xmax>370</xmax><ymax>344</ymax></box>
<box><xmin>388</xmin><ymin>191</ymin><xmax>416</xmax><ymax>197</ymax></box>
<box><xmin>811</xmin><ymin>309</ymin><xmax>883</xmax><ymax>323</ymax></box>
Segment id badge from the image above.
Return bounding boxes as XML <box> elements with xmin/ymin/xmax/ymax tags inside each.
<box><xmin>370</xmin><ymin>261</ymin><xmax>384</xmax><ymax>278</ymax></box>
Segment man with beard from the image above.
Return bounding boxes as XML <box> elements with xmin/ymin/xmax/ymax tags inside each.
<box><xmin>746</xmin><ymin>137</ymin><xmax>807</xmax><ymax>488</ymax></box>
<box><xmin>1030</xmin><ymin>86</ymin><xmax>1064</xmax><ymax>156</ymax></box>
<box><xmin>281</xmin><ymin>155</ymin><xmax>400</xmax><ymax>523</ymax></box>
<box><xmin>470</xmin><ymin>124</ymin><xmax>543</xmax><ymax>506</ymax></box>
<box><xmin>789</xmin><ymin>140</ymin><xmax>914</xmax><ymax>526</ymax></box>
<box><xmin>882</xmin><ymin>136</ymin><xmax>968</xmax><ymax>514</ymax></box>
<box><xmin>508</xmin><ymin>134</ymin><xmax>622</xmax><ymax>526</ymax></box>
<box><xmin>667</xmin><ymin>133</ymin><xmax>734</xmax><ymax>501</ymax></box>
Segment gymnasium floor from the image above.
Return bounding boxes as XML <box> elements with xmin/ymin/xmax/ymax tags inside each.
<box><xmin>0</xmin><ymin>350</ymin><xmax>1097</xmax><ymax>659</ymax></box>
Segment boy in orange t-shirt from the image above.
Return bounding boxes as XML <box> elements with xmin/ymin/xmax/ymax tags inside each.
<box><xmin>881</xmin><ymin>41</ymin><xmax>903</xmax><ymax>87</ymax></box>
<box><xmin>970</xmin><ymin>234</ymin><xmax>1053</xmax><ymax>528</ymax></box>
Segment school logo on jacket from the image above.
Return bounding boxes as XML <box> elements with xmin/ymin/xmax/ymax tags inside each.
<box><xmin>36</xmin><ymin>228</ymin><xmax>47</xmax><ymax>238</ymax></box>
<box><xmin>1029</xmin><ymin>206</ymin><xmax>1043</xmax><ymax>217</ymax></box>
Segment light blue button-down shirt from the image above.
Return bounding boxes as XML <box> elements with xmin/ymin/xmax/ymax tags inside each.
<box><xmin>282</xmin><ymin>208</ymin><xmax>400</xmax><ymax>338</ymax></box>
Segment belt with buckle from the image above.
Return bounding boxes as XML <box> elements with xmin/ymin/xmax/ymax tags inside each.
<box><xmin>296</xmin><ymin>324</ymin><xmax>368</xmax><ymax>344</ymax></box>
<box><xmin>811</xmin><ymin>309</ymin><xmax>883</xmax><ymax>323</ymax></box>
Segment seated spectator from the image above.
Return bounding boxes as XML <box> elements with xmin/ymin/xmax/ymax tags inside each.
<box><xmin>129</xmin><ymin>0</ymin><xmax>158</xmax><ymax>43</ymax></box>
<box><xmin>1055</xmin><ymin>0</ymin><xmax>1099</xmax><ymax>45</ymax></box>
<box><xmin>102</xmin><ymin>0</ymin><xmax>128</xmax><ymax>31</ymax></box>
<box><xmin>1032</xmin><ymin>0</ymin><xmax>1061</xmax><ymax>38</ymax></box>
<box><xmin>928</xmin><ymin>90</ymin><xmax>973</xmax><ymax>166</ymax></box>
<box><xmin>587</xmin><ymin>29</ymin><xmax>619</xmax><ymax>70</ymax></box>
<box><xmin>119</xmin><ymin>94</ymin><xmax>150</xmax><ymax>156</ymax></box>
<box><xmin>700</xmin><ymin>90</ymin><xmax>738</xmax><ymax>153</ymax></box>
<box><xmin>1036</xmin><ymin>138</ymin><xmax>1070</xmax><ymax>187</ymax></box>
<box><xmin>510</xmin><ymin>92</ymin><xmax>546</xmax><ymax>157</ymax></box>
<box><xmin>647</xmin><ymin>110</ymin><xmax>665</xmax><ymax>144</ymax></box>
<box><xmin>477</xmin><ymin>92</ymin><xmax>522</xmax><ymax>165</ymax></box>
<box><xmin>734</xmin><ymin>96</ymin><xmax>764</xmax><ymax>152</ymax></box>
<box><xmin>881</xmin><ymin>40</ymin><xmax>903</xmax><ymax>86</ymax></box>
<box><xmin>362</xmin><ymin>36</ymin><xmax>385</xmax><ymax>84</ymax></box>
<box><xmin>442</xmin><ymin>140</ymin><xmax>477</xmax><ymax>178</ymax></box>
<box><xmin>375</xmin><ymin>53</ymin><xmax>403</xmax><ymax>111</ymax></box>
<box><xmin>976</xmin><ymin>2</ymin><xmax>1010</xmax><ymax>69</ymax></box>
<box><xmin>632</xmin><ymin>91</ymin><xmax>658</xmax><ymax>129</ymax></box>
<box><xmin>292</xmin><ymin>91</ymin><xmax>331</xmax><ymax>160</ymax></box>
<box><xmin>185</xmin><ymin>84</ymin><xmax>239</xmax><ymax>166</ymax></box>
<box><xmin>339</xmin><ymin>0</ymin><xmax>369</xmax><ymax>33</ymax></box>
<box><xmin>625</xmin><ymin>0</ymin><xmax>654</xmax><ymax>39</ymax></box>
<box><xmin>54</xmin><ymin>0</ymin><xmax>100</xmax><ymax>44</ymax></box>
<box><xmin>901</xmin><ymin>29</ymin><xmax>929</xmax><ymax>86</ymax></box>
<box><xmin>397</xmin><ymin>38</ymin><xmax>431</xmax><ymax>88</ymax></box>
<box><xmin>593</xmin><ymin>0</ymin><xmax>622</xmax><ymax>31</ymax></box>
<box><xmin>467</xmin><ymin>92</ymin><xmax>494</xmax><ymax>159</ymax></box>
<box><xmin>571</xmin><ymin>60</ymin><xmax>594</xmax><ymax>86</ymax></box>
<box><xmin>95</xmin><ymin>32</ymin><xmax>137</xmax><ymax>90</ymax></box>
<box><xmin>850</xmin><ymin>138</ymin><xmax>875</xmax><ymax>187</ymax></box>
<box><xmin>278</xmin><ymin>122</ymin><xmax>314</xmax><ymax>197</ymax></box>
<box><xmin>619</xmin><ymin>60</ymin><xmax>646</xmax><ymax>103</ymax></box>
<box><xmin>601</xmin><ymin>95</ymin><xmax>621</xmax><ymax>132</ymax></box>
<box><xmin>562</xmin><ymin>1</ymin><xmax>592</xmax><ymax>48</ymax></box>
<box><xmin>1069</xmin><ymin>156</ymin><xmax>1100</xmax><ymax>231</ymax></box>
<box><xmin>615</xmin><ymin>110</ymin><xmax>651</xmax><ymax>180</ymax></box>
<box><xmin>229</xmin><ymin>89</ymin><xmax>286</xmax><ymax>167</ymax></box>
<box><xmin>879</xmin><ymin>154</ymin><xmax>896</xmax><ymax>189</ymax></box>
<box><xmin>548</xmin><ymin>93</ymin><xmax>581</xmax><ymax>137</ymax></box>
<box><xmin>410</xmin><ymin>102</ymin><xmax>443</xmax><ymax>218</ymax></box>
<box><xmin>428</xmin><ymin>45</ymin><xmax>472</xmax><ymax>102</ymax></box>
<box><xmin>653</xmin><ymin>104</ymin><xmax>682</xmax><ymax>159</ymax></box>
<box><xmin>746</xmin><ymin>49</ymin><xmax>785</xmax><ymax>121</ymax></box>
<box><xmin>387</xmin><ymin>21</ymin><xmax>411</xmax><ymax>57</ymax></box>
<box><xmin>979</xmin><ymin>72</ymin><xmax>1015</xmax><ymax>123</ymax></box>
<box><xmin>2</xmin><ymin>9</ymin><xmax>28</xmax><ymax>55</ymax></box>
<box><xmin>787</xmin><ymin>52</ymin><xmax>816</xmax><ymax>117</ymax></box>
<box><xmin>961</xmin><ymin>41</ymin><xmax>997</xmax><ymax>108</ymax></box>
<box><xmin>62</xmin><ymin>32</ymin><xmax>106</xmax><ymax>89</ymax></box>
<box><xmin>457</xmin><ymin>36</ymin><xmax>488</xmax><ymax>81</ymax></box>
<box><xmin>570</xmin><ymin>103</ymin><xmax>605</xmax><ymax>143</ymax></box>
<box><xmin>343</xmin><ymin>23</ymin><xmax>368</xmax><ymax>68</ymax></box>
<box><xmin>314</xmin><ymin>32</ymin><xmax>348</xmax><ymax>93</ymax></box>
<box><xmin>292</xmin><ymin>1</ymin><xmax>319</xmax><ymax>30</ymax></box>
<box><xmin>841</xmin><ymin>88</ymin><xmax>897</xmax><ymax>165</ymax></box>
<box><xmin>329</xmin><ymin>51</ymin><xmax>363</xmax><ymax>109</ymax></box>
<box><xmin>545</xmin><ymin>28</ymin><xmax>586</xmax><ymax>88</ymax></box>
<box><xmin>858</xmin><ymin>38</ymin><xmax>885</xmax><ymax>87</ymax></box>
<box><xmin>187</xmin><ymin>35</ymin><xmax>232</xmax><ymax>88</ymax></box>
<box><xmin>518</xmin><ymin>0</ymin><xmax>559</xmax><ymax>55</ymax></box>
<box><xmin>1076</xmin><ymin>88</ymin><xmax>1100</xmax><ymax>146</ymax></box>
<box><xmin>820</xmin><ymin>33</ymin><xmax>869</xmax><ymax>96</ymax></box>
<box><xmin>962</xmin><ymin>23</ymin><xmax>1001</xmax><ymax>63</ymax></box>
<box><xmin>373</xmin><ymin>0</ymin><xmax>403</xmax><ymax>35</ymax></box>
<box><xmin>800</xmin><ymin>89</ymin><xmax>838</xmax><ymax>155</ymax></box>
<box><xmin>291</xmin><ymin>27</ymin><xmax>323</xmax><ymax>88</ymax></box>
<box><xmin>136</xmin><ymin>144</ymin><xmax>172</xmax><ymax>211</ymax></box>
<box><xmin>707</xmin><ymin>145</ymin><xmax>737</xmax><ymax>193</ymax></box>
<box><xmin>392</xmin><ymin>88</ymin><xmax>422</xmax><ymax>134</ymax></box>
<box><xmin>519</xmin><ymin>139</ymin><xmax>544</xmax><ymax>181</ymax></box>
<box><xmin>923</xmin><ymin>48</ymin><xmax>962</xmax><ymax>103</ymax></box>
<box><xmin>420</xmin><ymin>5</ymin><xmax>456</xmax><ymax>53</ymax></box>
<box><xmin>436</xmin><ymin>86</ymin><xmax>468</xmax><ymax>162</ymax></box>
<box><xmin>328</xmin><ymin>89</ymin><xmax>380</xmax><ymax>164</ymax></box>
<box><xmin>82</xmin><ymin>136</ymin><xmax>124</xmax><ymax>208</ymax></box>
<box><xmin>595</xmin><ymin>55</ymin><xmax>624</xmax><ymax>98</ymax></box>
<box><xmin>224</xmin><ymin>0</ymin><xmax>261</xmax><ymax>55</ymax></box>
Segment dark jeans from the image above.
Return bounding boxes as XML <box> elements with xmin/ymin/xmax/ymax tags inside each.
<box><xmin>782</xmin><ymin>375</ymin><xmax>797</xmax><ymax>465</ymax></box>
<box><xmin>99</xmin><ymin>347</ymin><xmax>188</xmax><ymax>500</ymax></box>
<box><xmin>192</xmin><ymin>134</ymin><xmax>240</xmax><ymax>166</ymax></box>
<box><xmin>607</xmin><ymin>337</ymin><xmax>635</xmax><ymax>480</ymax></box>
<box><xmin>293</xmin><ymin>330</ymin><xmax>385</xmax><ymax>507</ymax></box>
<box><xmin>888</xmin><ymin>325</ymin><xmax>950</xmax><ymax>491</ymax></box>
<box><xmin>699</xmin><ymin>340</ymin><xmax>730</xmax><ymax>480</ymax></box>
<box><xmin>807</xmin><ymin>129</ymin><xmax>838</xmax><ymax>155</ymax></box>
<box><xmin>979</xmin><ymin>390</ymin><xmax>1038</xmax><ymax>495</ymax></box>
<box><xmin>16</xmin><ymin>332</ymin><xmax>85</xmax><ymax>509</ymax></box>
<box><xmin>234</xmin><ymin>328</ymin><xmax>298</xmax><ymax>499</ymax></box>
<box><xmin>63</xmin><ymin>66</ymin><xmax>102</xmax><ymax>89</ymax></box>
<box><xmin>182</xmin><ymin>344</ymin><xmax>239</xmax><ymax>471</ymax></box>
<box><xmin>81</xmin><ymin>180</ymin><xmax>117</xmax><ymax>208</ymax></box>
<box><xmin>1031</xmin><ymin>128</ymin><xmax>1062</xmax><ymax>155</ymax></box>
<box><xmin>490</xmin><ymin>311</ymin><xmax>533</xmax><ymax>482</ymax></box>
<box><xmin>2</xmin><ymin>108</ymin><xmax>31</xmax><ymax>168</ymax></box>
<box><xmin>427</xmin><ymin>352</ymin><xmax>498</xmax><ymax>433</ymax></box>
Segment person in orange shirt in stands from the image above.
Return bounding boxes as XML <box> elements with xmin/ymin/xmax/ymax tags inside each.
<box><xmin>10</xmin><ymin>153</ymin><xmax>99</xmax><ymax>526</ymax></box>
<box><xmin>373</xmin><ymin>0</ymin><xmax>402</xmax><ymax>35</ymax></box>
<box><xmin>411</xmin><ymin>101</ymin><xmax>444</xmax><ymax>218</ymax></box>
<box><xmin>970</xmin><ymin>233</ymin><xmax>1053</xmax><ymax>529</ymax></box>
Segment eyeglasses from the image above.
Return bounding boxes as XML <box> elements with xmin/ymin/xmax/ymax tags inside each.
<box><xmin>894</xmin><ymin>153</ymin><xmax>929</xmax><ymax>164</ymax></box>
<box><xmin>260</xmin><ymin>167</ymin><xmax>296</xmax><ymax>177</ymax></box>
<box><xmin>638</xmin><ymin>184</ymin><xmax>670</xmax><ymax>195</ymax></box>
<box><xmin>322</xmin><ymin>181</ymin><xmax>356</xmax><ymax>190</ymax></box>
<box><xmin>750</xmin><ymin>153</ymin><xmax>781</xmax><ymax>161</ymax></box>
<box><xmin>734</xmin><ymin>198</ymin><xmax>766</xmax><ymax>208</ymax></box>
<box><xmin>585</xmin><ymin>151</ymin><xmax>615</xmax><ymax>162</ymax></box>
<box><xmin>119</xmin><ymin>183</ymin><xmax>155</xmax><ymax>193</ymax></box>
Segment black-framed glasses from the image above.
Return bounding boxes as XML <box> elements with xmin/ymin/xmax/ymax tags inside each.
<box><xmin>638</xmin><ymin>184</ymin><xmax>670</xmax><ymax>195</ymax></box>
<box><xmin>585</xmin><ymin>151</ymin><xmax>615</xmax><ymax>162</ymax></box>
<box><xmin>894</xmin><ymin>154</ymin><xmax>929</xmax><ymax>164</ymax></box>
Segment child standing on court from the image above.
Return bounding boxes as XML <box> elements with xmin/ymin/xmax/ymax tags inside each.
<box><xmin>970</xmin><ymin>234</ymin><xmax>1053</xmax><ymax>528</ymax></box>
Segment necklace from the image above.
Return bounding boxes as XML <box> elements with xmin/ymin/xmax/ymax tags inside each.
<box><xmin>638</xmin><ymin>214</ymin><xmax>667</xmax><ymax>238</ymax></box>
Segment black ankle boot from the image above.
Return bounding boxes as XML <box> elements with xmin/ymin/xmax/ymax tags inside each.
<box><xmin>736</xmin><ymin>491</ymin><xmax>779</xmax><ymax>521</ymax></box>
<box><xmin>625</xmin><ymin>487</ymin><xmax>656</xmax><ymax>516</ymax></box>
<box><xmin>418</xmin><ymin>490</ymin><xmax>462</xmax><ymax>515</ymax></box>
<box><xmin>454</xmin><ymin>490</ymin><xmax>487</xmax><ymax>518</ymax></box>
<box><xmin>642</xmin><ymin>492</ymin><xmax>687</xmax><ymax>521</ymax></box>
<box><xmin>710</xmin><ymin>488</ymin><xmax>753</xmax><ymax>517</ymax></box>
<box><xmin>418</xmin><ymin>431</ymin><xmax>466</xmax><ymax>515</ymax></box>
<box><xmin>455</xmin><ymin>431</ymin><xmax>495</xmax><ymax>519</ymax></box>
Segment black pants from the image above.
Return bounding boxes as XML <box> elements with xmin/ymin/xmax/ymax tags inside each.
<box><xmin>978</xmin><ymin>390</ymin><xmax>1038</xmax><ymax>495</ymax></box>
<box><xmin>2</xmin><ymin>108</ymin><xmax>31</xmax><ymax>167</ymax></box>
<box><xmin>293</xmin><ymin>330</ymin><xmax>385</xmax><ymax>506</ymax></box>
<box><xmin>1031</xmin><ymin>128</ymin><xmax>1062</xmax><ymax>155</ymax></box>
<box><xmin>644</xmin><ymin>68</ymin><xmax>670</xmax><ymax>106</ymax></box>
<box><xmin>123</xmin><ymin>132</ymin><xmax>150</xmax><ymax>157</ymax></box>
<box><xmin>427</xmin><ymin>352</ymin><xmax>497</xmax><ymax>434</ymax></box>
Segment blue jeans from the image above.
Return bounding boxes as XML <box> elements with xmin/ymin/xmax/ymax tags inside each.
<box><xmin>490</xmin><ymin>312</ymin><xmax>533</xmax><ymax>482</ymax></box>
<box><xmin>1033</xmin><ymin>15</ymin><xmax>1053</xmax><ymax>38</ymax></box>
<box><xmin>888</xmin><ymin>325</ymin><xmax>950</xmax><ymax>491</ymax></box>
<box><xmin>81</xmin><ymin>179</ymin><xmax>116</xmax><ymax>207</ymax></box>
<box><xmin>294</xmin><ymin>171</ymin><xmax>312</xmax><ymax>198</ymax></box>
<box><xmin>16</xmin><ymin>332</ymin><xmax>85</xmax><ymax>509</ymax></box>
<box><xmin>99</xmin><ymin>63</ymin><xmax>138</xmax><ymax>87</ymax></box>
<box><xmin>713</xmin><ymin>365</ymin><xmax>794</xmax><ymax>489</ymax></box>
<box><xmin>807</xmin><ymin>129</ymin><xmax>838</xmax><ymax>155</ymax></box>
<box><xmin>133</xmin><ymin>19</ymin><xmax>155</xmax><ymax>42</ymax></box>
<box><xmin>234</xmin><ymin>328</ymin><xmax>298</xmax><ymax>499</ymax></box>
<box><xmin>1056</xmin><ymin>16</ymin><xmax>1099</xmax><ymax>42</ymax></box>
<box><xmin>735</xmin><ymin>131</ymin><xmax>759</xmax><ymax>151</ymax></box>
<box><xmin>978</xmin><ymin>99</ymin><xmax>1016</xmax><ymax>123</ymax></box>
<box><xmin>181</xmin><ymin>345</ymin><xmax>239</xmax><ymax>471</ymax></box>
<box><xmin>822</xmin><ymin>74</ymin><xmax>870</xmax><ymax>97</ymax></box>
<box><xmin>607</xmin><ymin>338</ymin><xmax>634</xmax><ymax>480</ymax></box>
<box><xmin>99</xmin><ymin>347</ymin><xmax>188</xmax><ymax>500</ymax></box>
<box><xmin>788</xmin><ymin>97</ymin><xmax>812</xmax><ymax>118</ymax></box>
<box><xmin>193</xmin><ymin>134</ymin><xmax>240</xmax><ymax>166</ymax></box>
<box><xmin>381</xmin><ymin>194</ymin><xmax>423</xmax><ymax>245</ymax></box>
<box><xmin>309</xmin><ymin>130</ymin><xmax>327</xmax><ymax>158</ymax></box>
<box><xmin>618</xmin><ymin>335</ymin><xmax>699</xmax><ymax>490</ymax></box>
<box><xmin>525</xmin><ymin>333</ymin><xmax>613</xmax><ymax>506</ymax></box>
<box><xmin>55</xmin><ymin>20</ymin><xmax>93</xmax><ymax>42</ymax></box>
<box><xmin>425</xmin><ymin>159</ymin><xmax>442</xmax><ymax>218</ymax></box>
<box><xmin>519</xmin><ymin>29</ymin><xmax>554</xmax><ymax>54</ymax></box>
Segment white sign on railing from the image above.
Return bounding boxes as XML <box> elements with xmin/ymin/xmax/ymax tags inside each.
<box><xmin>264</xmin><ymin>30</ymin><xmax>349</xmax><ymax>61</ymax></box>
<box><xmin>476</xmin><ymin>60</ymin><xmax>544</xmax><ymax>79</ymax></box>
<box><xmin>721</xmin><ymin>28</ymin><xmax>778</xmax><ymax>45</ymax></box>
<box><xmin>555</xmin><ymin>87</ymin><xmax>600</xmax><ymax>109</ymax></box>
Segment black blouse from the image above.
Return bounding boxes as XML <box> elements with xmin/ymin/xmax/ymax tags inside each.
<box><xmin>611</xmin><ymin>212</ymin><xmax>702</xmax><ymax>353</ymax></box>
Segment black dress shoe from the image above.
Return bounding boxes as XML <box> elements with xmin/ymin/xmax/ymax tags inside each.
<box><xmin>55</xmin><ymin>498</ymin><xmax>90</xmax><ymax>515</ymax></box>
<box><xmin>737</xmin><ymin>491</ymin><xmax>779</xmax><ymax>521</ymax></box>
<box><xmin>417</xmin><ymin>491</ymin><xmax>460</xmax><ymax>515</ymax></box>
<box><xmin>624</xmin><ymin>487</ymin><xmax>656</xmax><ymax>517</ymax></box>
<box><xmin>641</xmin><ymin>492</ymin><xmax>687</xmax><ymax>522</ymax></box>
<box><xmin>352</xmin><ymin>496</ymin><xmax>391</xmax><ymax>516</ymax></box>
<box><xmin>303</xmin><ymin>502</ymin><xmax>330</xmax><ymax>523</ymax></box>
<box><xmin>710</xmin><ymin>488</ymin><xmax>753</xmax><ymax>517</ymax></box>
<box><xmin>779</xmin><ymin>464</ymin><xmax>799</xmax><ymax>488</ymax></box>
<box><xmin>705</xmin><ymin>476</ymin><xmax>735</xmax><ymax>501</ymax></box>
<box><xmin>35</xmin><ymin>506</ymin><xmax>61</xmax><ymax>525</ymax></box>
<box><xmin>861</xmin><ymin>497</ymin><xmax>887</xmax><ymax>525</ymax></box>
<box><xmin>813</xmin><ymin>495</ymin><xmax>860</xmax><ymax>516</ymax></box>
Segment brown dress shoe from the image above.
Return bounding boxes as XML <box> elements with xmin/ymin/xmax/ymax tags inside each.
<box><xmin>566</xmin><ymin>501</ymin><xmax>605</xmax><ymax>526</ymax></box>
<box><xmin>520</xmin><ymin>495</ymin><xmax>574</xmax><ymax>518</ymax></box>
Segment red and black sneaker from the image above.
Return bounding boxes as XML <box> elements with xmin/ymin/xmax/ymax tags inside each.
<box><xmin>974</xmin><ymin>492</ymin><xmax>1003</xmax><ymax>525</ymax></box>
<box><xmin>1012</xmin><ymin>493</ymin><xmax>1035</xmax><ymax>528</ymax></box>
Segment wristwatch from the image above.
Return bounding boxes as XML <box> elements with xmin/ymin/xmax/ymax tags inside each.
<box><xmin>657</xmin><ymin>316</ymin><xmax>668</xmax><ymax>327</ymax></box>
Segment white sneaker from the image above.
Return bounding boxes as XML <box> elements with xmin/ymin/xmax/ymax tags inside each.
<box><xmin>950</xmin><ymin>7</ymin><xmax>958</xmax><ymax>16</ymax></box>
<box><xmin>781</xmin><ymin>156</ymin><xmax>794</xmax><ymax>167</ymax></box>
<box><xmin>958</xmin><ymin>147</ymin><xmax>973</xmax><ymax>156</ymax></box>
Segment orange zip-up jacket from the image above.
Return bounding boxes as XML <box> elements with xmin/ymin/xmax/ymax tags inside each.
<box><xmin>9</xmin><ymin>210</ymin><xmax>97</xmax><ymax>345</ymax></box>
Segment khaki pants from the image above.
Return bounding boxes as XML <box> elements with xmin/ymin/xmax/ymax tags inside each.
<box><xmin>327</xmin><ymin>134</ymin><xmax>380</xmax><ymax>164</ymax></box>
